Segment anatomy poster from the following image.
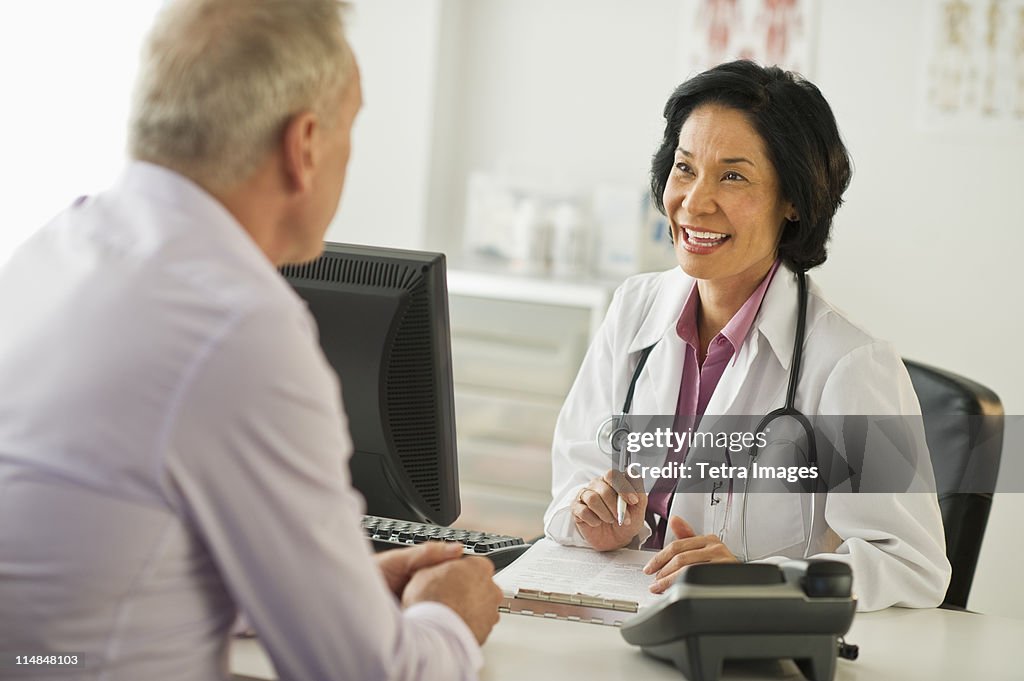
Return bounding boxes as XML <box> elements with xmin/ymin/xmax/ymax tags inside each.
<box><xmin>677</xmin><ymin>0</ymin><xmax>818</xmax><ymax>77</ymax></box>
<box><xmin>922</xmin><ymin>0</ymin><xmax>1024</xmax><ymax>129</ymax></box>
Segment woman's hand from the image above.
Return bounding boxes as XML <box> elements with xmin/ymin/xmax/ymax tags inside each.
<box><xmin>572</xmin><ymin>469</ymin><xmax>647</xmax><ymax>552</ymax></box>
<box><xmin>643</xmin><ymin>516</ymin><xmax>738</xmax><ymax>593</ymax></box>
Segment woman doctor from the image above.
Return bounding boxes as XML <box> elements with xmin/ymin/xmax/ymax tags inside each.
<box><xmin>543</xmin><ymin>61</ymin><xmax>951</xmax><ymax>611</ymax></box>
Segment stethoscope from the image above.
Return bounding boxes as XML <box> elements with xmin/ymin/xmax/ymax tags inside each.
<box><xmin>596</xmin><ymin>270</ymin><xmax>818</xmax><ymax>561</ymax></box>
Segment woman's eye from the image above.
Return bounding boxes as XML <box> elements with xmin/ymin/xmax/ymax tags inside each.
<box><xmin>675</xmin><ymin>162</ymin><xmax>694</xmax><ymax>176</ymax></box>
<box><xmin>723</xmin><ymin>171</ymin><xmax>746</xmax><ymax>182</ymax></box>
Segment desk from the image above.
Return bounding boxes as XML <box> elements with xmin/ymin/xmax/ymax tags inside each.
<box><xmin>230</xmin><ymin>607</ymin><xmax>1019</xmax><ymax>680</ymax></box>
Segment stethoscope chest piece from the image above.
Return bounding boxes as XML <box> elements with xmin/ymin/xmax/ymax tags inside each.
<box><xmin>596</xmin><ymin>415</ymin><xmax>632</xmax><ymax>457</ymax></box>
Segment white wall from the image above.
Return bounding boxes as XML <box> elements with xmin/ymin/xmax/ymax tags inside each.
<box><xmin>327</xmin><ymin>0</ymin><xmax>443</xmax><ymax>250</ymax></box>
<box><xmin>0</xmin><ymin>0</ymin><xmax>442</xmax><ymax>261</ymax></box>
<box><xmin>814</xmin><ymin>0</ymin><xmax>1021</xmax><ymax>410</ymax></box>
<box><xmin>0</xmin><ymin>1</ymin><xmax>163</xmax><ymax>264</ymax></box>
<box><xmin>426</xmin><ymin>0</ymin><xmax>684</xmax><ymax>252</ymax></box>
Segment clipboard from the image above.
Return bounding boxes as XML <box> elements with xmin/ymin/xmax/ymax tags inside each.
<box><xmin>493</xmin><ymin>538</ymin><xmax>658</xmax><ymax>627</ymax></box>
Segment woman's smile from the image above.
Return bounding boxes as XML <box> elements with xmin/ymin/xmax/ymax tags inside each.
<box><xmin>680</xmin><ymin>225</ymin><xmax>731</xmax><ymax>253</ymax></box>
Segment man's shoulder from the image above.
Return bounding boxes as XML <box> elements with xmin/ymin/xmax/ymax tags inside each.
<box><xmin>160</xmin><ymin>249</ymin><xmax>299</xmax><ymax>319</ymax></box>
<box><xmin>95</xmin><ymin>172</ymin><xmax>303</xmax><ymax>320</ymax></box>
<box><xmin>36</xmin><ymin>179</ymin><xmax>311</xmax><ymax>358</ymax></box>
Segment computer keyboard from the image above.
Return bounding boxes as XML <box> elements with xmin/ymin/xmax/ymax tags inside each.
<box><xmin>361</xmin><ymin>515</ymin><xmax>531</xmax><ymax>570</ymax></box>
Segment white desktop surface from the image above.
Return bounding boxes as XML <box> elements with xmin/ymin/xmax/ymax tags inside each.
<box><xmin>230</xmin><ymin>607</ymin><xmax>1019</xmax><ymax>680</ymax></box>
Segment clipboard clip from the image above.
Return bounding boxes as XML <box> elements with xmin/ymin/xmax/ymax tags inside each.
<box><xmin>499</xmin><ymin>588</ymin><xmax>639</xmax><ymax>627</ymax></box>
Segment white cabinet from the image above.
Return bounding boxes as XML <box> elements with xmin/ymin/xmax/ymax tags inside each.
<box><xmin>447</xmin><ymin>270</ymin><xmax>617</xmax><ymax>539</ymax></box>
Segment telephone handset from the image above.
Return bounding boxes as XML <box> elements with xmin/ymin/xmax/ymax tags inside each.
<box><xmin>620</xmin><ymin>561</ymin><xmax>857</xmax><ymax>681</ymax></box>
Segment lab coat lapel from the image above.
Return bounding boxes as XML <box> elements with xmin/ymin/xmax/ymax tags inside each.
<box><xmin>631</xmin><ymin>333</ymin><xmax>686</xmax><ymax>417</ymax></box>
<box><xmin>754</xmin><ymin>265</ymin><xmax>799</xmax><ymax>376</ymax></box>
<box><xmin>701</xmin><ymin>267</ymin><xmax>799</xmax><ymax>419</ymax></box>
<box><xmin>627</xmin><ymin>269</ymin><xmax>692</xmax><ymax>417</ymax></box>
<box><xmin>624</xmin><ymin>266</ymin><xmax>802</xmax><ymax>419</ymax></box>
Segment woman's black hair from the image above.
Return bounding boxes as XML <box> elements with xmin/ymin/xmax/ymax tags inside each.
<box><xmin>650</xmin><ymin>60</ymin><xmax>852</xmax><ymax>272</ymax></box>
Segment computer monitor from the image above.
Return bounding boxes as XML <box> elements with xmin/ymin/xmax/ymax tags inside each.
<box><xmin>279</xmin><ymin>242</ymin><xmax>460</xmax><ymax>525</ymax></box>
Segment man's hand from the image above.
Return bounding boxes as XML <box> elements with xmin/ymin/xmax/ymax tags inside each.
<box><xmin>643</xmin><ymin>515</ymin><xmax>738</xmax><ymax>593</ymax></box>
<box><xmin>571</xmin><ymin>469</ymin><xmax>647</xmax><ymax>552</ymax></box>
<box><xmin>402</xmin><ymin>556</ymin><xmax>503</xmax><ymax>645</ymax></box>
<box><xmin>376</xmin><ymin>542</ymin><xmax>465</xmax><ymax>598</ymax></box>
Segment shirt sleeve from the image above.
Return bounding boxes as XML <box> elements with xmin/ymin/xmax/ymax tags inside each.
<box><xmin>803</xmin><ymin>341</ymin><xmax>951</xmax><ymax>611</ymax></box>
<box><xmin>159</xmin><ymin>302</ymin><xmax>483</xmax><ymax>681</ymax></box>
<box><xmin>543</xmin><ymin>285</ymin><xmax>653</xmax><ymax>549</ymax></box>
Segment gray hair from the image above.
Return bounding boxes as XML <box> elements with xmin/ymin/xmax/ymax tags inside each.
<box><xmin>129</xmin><ymin>0</ymin><xmax>353</xmax><ymax>191</ymax></box>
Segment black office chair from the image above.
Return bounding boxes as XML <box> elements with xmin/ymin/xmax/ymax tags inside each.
<box><xmin>903</xmin><ymin>360</ymin><xmax>1003</xmax><ymax>610</ymax></box>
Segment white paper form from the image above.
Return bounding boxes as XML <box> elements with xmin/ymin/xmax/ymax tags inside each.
<box><xmin>493</xmin><ymin>538</ymin><xmax>662</xmax><ymax>610</ymax></box>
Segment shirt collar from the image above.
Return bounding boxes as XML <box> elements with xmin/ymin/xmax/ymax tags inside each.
<box><xmin>674</xmin><ymin>259</ymin><xmax>781</xmax><ymax>356</ymax></box>
<box><xmin>628</xmin><ymin>261</ymin><xmax>808</xmax><ymax>372</ymax></box>
<box><xmin>114</xmin><ymin>161</ymin><xmax>278</xmax><ymax>276</ymax></box>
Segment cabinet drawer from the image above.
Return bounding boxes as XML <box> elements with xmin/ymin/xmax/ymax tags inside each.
<box><xmin>454</xmin><ymin>387</ymin><xmax>560</xmax><ymax>446</ymax></box>
<box><xmin>457</xmin><ymin>438</ymin><xmax>552</xmax><ymax>493</ymax></box>
<box><xmin>449</xmin><ymin>296</ymin><xmax>589</xmax><ymax>397</ymax></box>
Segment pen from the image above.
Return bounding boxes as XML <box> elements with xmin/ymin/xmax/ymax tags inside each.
<box><xmin>617</xmin><ymin>447</ymin><xmax>629</xmax><ymax>526</ymax></box>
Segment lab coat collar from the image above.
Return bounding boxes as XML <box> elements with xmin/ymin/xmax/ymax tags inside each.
<box><xmin>622</xmin><ymin>269</ymin><xmax>688</xmax><ymax>416</ymax></box>
<box><xmin>754</xmin><ymin>264</ymin><xmax>801</xmax><ymax>372</ymax></box>
<box><xmin>625</xmin><ymin>263</ymin><xmax>804</xmax><ymax>372</ymax></box>
<box><xmin>627</xmin><ymin>268</ymin><xmax>692</xmax><ymax>354</ymax></box>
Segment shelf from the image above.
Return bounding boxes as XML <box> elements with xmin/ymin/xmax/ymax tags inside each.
<box><xmin>447</xmin><ymin>269</ymin><xmax>618</xmax><ymax>337</ymax></box>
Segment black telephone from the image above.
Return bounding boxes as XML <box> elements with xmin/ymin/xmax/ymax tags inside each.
<box><xmin>620</xmin><ymin>561</ymin><xmax>857</xmax><ymax>681</ymax></box>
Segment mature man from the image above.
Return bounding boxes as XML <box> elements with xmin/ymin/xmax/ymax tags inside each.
<box><xmin>0</xmin><ymin>1</ymin><xmax>501</xmax><ymax>679</ymax></box>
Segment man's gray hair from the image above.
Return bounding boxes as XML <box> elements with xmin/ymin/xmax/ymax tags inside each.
<box><xmin>129</xmin><ymin>0</ymin><xmax>353</xmax><ymax>191</ymax></box>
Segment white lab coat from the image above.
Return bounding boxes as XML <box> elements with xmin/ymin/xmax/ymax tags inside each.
<box><xmin>544</xmin><ymin>265</ymin><xmax>951</xmax><ymax>611</ymax></box>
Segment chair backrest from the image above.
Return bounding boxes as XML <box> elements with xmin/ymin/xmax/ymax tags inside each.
<box><xmin>903</xmin><ymin>359</ymin><xmax>1003</xmax><ymax>609</ymax></box>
